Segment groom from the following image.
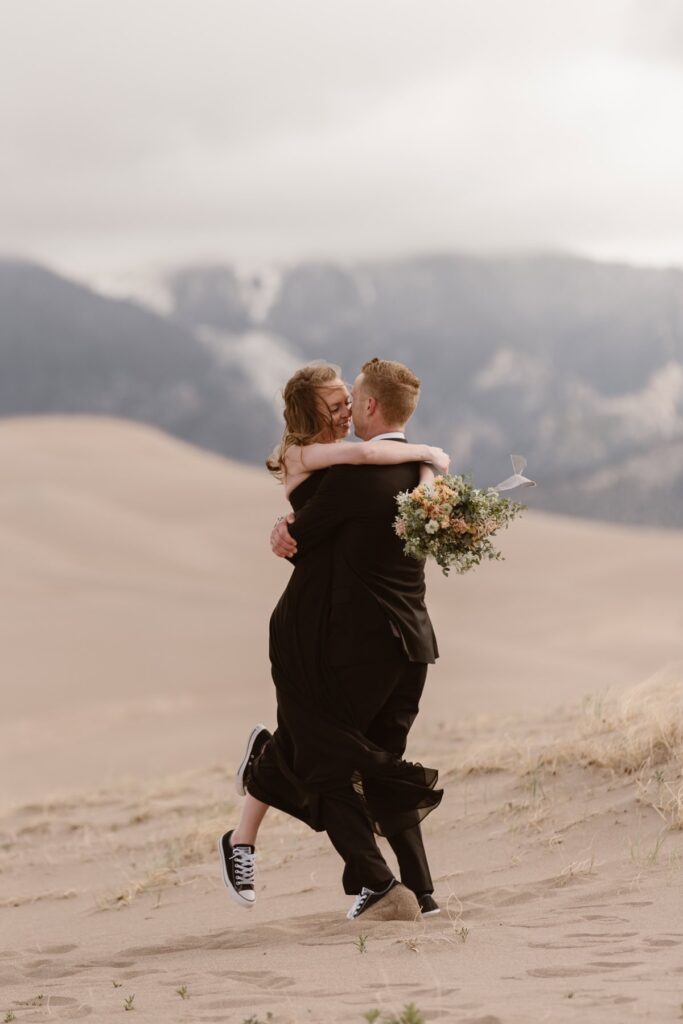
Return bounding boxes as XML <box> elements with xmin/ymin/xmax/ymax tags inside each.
<box><xmin>272</xmin><ymin>358</ymin><xmax>443</xmax><ymax>918</ymax></box>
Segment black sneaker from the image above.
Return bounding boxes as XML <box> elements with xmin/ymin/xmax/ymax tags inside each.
<box><xmin>346</xmin><ymin>878</ymin><xmax>398</xmax><ymax>920</ymax></box>
<box><xmin>218</xmin><ymin>830</ymin><xmax>256</xmax><ymax>908</ymax></box>
<box><xmin>235</xmin><ymin>724</ymin><xmax>271</xmax><ymax>796</ymax></box>
<box><xmin>417</xmin><ymin>892</ymin><xmax>441</xmax><ymax>917</ymax></box>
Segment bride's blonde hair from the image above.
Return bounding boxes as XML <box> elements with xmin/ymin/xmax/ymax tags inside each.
<box><xmin>266</xmin><ymin>361</ymin><xmax>343</xmax><ymax>481</ymax></box>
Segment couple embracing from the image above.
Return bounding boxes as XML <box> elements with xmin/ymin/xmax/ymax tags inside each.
<box><xmin>219</xmin><ymin>357</ymin><xmax>449</xmax><ymax>921</ymax></box>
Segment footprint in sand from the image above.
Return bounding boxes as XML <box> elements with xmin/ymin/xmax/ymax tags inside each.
<box><xmin>579</xmin><ymin>913</ymin><xmax>629</xmax><ymax>921</ymax></box>
<box><xmin>461</xmin><ymin>1016</ymin><xmax>503</xmax><ymax>1024</ymax></box>
<box><xmin>54</xmin><ymin>1005</ymin><xmax>92</xmax><ymax>1019</ymax></box>
<box><xmin>222</xmin><ymin>969</ymin><xmax>294</xmax><ymax>989</ymax></box>
<box><xmin>351</xmin><ymin>983</ymin><xmax>463</xmax><ymax>1019</ymax></box>
<box><xmin>24</xmin><ymin>959</ymin><xmax>82</xmax><ymax>980</ymax></box>
<box><xmin>11</xmin><ymin>996</ymin><xmax>92</xmax><ymax>1019</ymax></box>
<box><xmin>202</xmin><ymin>996</ymin><xmax>281</xmax><ymax>1012</ymax></box>
<box><xmin>200</xmin><ymin>1016</ymin><xmax>269</xmax><ymax>1024</ymax></box>
<box><xmin>587</xmin><ymin>960</ymin><xmax>644</xmax><ymax>968</ymax></box>
<box><xmin>527</xmin><ymin>942</ymin><xmax>589</xmax><ymax>950</ymax></box>
<box><xmin>527</xmin><ymin>961</ymin><xmax>642</xmax><ymax>977</ymax></box>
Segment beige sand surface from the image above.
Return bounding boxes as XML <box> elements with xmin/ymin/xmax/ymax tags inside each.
<box><xmin>1</xmin><ymin>417</ymin><xmax>682</xmax><ymax>1023</ymax></box>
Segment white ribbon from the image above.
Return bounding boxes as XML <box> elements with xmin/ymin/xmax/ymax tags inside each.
<box><xmin>495</xmin><ymin>454</ymin><xmax>536</xmax><ymax>492</ymax></box>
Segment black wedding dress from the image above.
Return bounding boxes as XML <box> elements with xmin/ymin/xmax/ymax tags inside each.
<box><xmin>248</xmin><ymin>470</ymin><xmax>442</xmax><ymax>837</ymax></box>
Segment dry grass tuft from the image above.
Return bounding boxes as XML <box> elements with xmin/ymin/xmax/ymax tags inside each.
<box><xmin>635</xmin><ymin>765</ymin><xmax>683</xmax><ymax>830</ymax></box>
<box><xmin>577</xmin><ymin>665</ymin><xmax>683</xmax><ymax>772</ymax></box>
<box><xmin>554</xmin><ymin>852</ymin><xmax>598</xmax><ymax>886</ymax></box>
<box><xmin>0</xmin><ymin>889</ymin><xmax>78</xmax><ymax>908</ymax></box>
<box><xmin>449</xmin><ymin>663</ymin><xmax>683</xmax><ymax>781</ymax></box>
<box><xmin>99</xmin><ymin>815</ymin><xmax>226</xmax><ymax>907</ymax></box>
<box><xmin>398</xmin><ymin>890</ymin><xmax>470</xmax><ymax>952</ymax></box>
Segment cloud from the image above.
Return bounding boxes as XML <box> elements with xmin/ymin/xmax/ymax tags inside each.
<box><xmin>2</xmin><ymin>0</ymin><xmax>682</xmax><ymax>275</ymax></box>
<box><xmin>629</xmin><ymin>0</ymin><xmax>683</xmax><ymax>62</ymax></box>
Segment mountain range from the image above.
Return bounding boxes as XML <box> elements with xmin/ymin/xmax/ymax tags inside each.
<box><xmin>2</xmin><ymin>253</ymin><xmax>683</xmax><ymax>527</ymax></box>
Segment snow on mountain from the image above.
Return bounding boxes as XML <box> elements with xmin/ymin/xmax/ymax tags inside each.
<box><xmin>195</xmin><ymin>326</ymin><xmax>303</xmax><ymax>411</ymax></box>
<box><xmin>88</xmin><ymin>269</ymin><xmax>176</xmax><ymax>316</ymax></box>
<box><xmin>591</xmin><ymin>361</ymin><xmax>683</xmax><ymax>441</ymax></box>
<box><xmin>233</xmin><ymin>263</ymin><xmax>284</xmax><ymax>324</ymax></box>
<box><xmin>579</xmin><ymin>438</ymin><xmax>683</xmax><ymax>492</ymax></box>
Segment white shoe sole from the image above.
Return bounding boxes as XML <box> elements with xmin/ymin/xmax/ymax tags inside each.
<box><xmin>235</xmin><ymin>723</ymin><xmax>267</xmax><ymax>796</ymax></box>
<box><xmin>217</xmin><ymin>837</ymin><xmax>255</xmax><ymax>908</ymax></box>
<box><xmin>421</xmin><ymin>907</ymin><xmax>441</xmax><ymax>917</ymax></box>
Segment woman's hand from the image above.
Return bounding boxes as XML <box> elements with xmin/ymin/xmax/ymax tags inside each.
<box><xmin>426</xmin><ymin>446</ymin><xmax>450</xmax><ymax>475</ymax></box>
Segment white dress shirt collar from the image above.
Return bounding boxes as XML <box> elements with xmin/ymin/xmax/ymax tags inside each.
<box><xmin>368</xmin><ymin>431</ymin><xmax>406</xmax><ymax>442</ymax></box>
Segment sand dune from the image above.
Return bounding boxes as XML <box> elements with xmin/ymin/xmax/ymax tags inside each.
<box><xmin>1</xmin><ymin>416</ymin><xmax>682</xmax><ymax>1022</ymax></box>
<box><xmin>2</xmin><ymin>416</ymin><xmax>682</xmax><ymax>805</ymax></box>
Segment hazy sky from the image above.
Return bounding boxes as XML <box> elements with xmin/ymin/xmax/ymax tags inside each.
<box><xmin>2</xmin><ymin>0</ymin><xmax>683</xmax><ymax>279</ymax></box>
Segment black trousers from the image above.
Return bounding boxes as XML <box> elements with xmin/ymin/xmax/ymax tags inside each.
<box><xmin>326</xmin><ymin>656</ymin><xmax>433</xmax><ymax>895</ymax></box>
<box><xmin>249</xmin><ymin>653</ymin><xmax>434</xmax><ymax>896</ymax></box>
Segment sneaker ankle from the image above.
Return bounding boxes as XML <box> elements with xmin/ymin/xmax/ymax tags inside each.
<box><xmin>346</xmin><ymin>879</ymin><xmax>396</xmax><ymax>920</ymax></box>
<box><xmin>230</xmin><ymin>833</ymin><xmax>253</xmax><ymax>848</ymax></box>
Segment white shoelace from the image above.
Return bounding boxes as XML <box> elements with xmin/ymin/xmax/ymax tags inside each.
<box><xmin>231</xmin><ymin>845</ymin><xmax>255</xmax><ymax>888</ymax></box>
<box><xmin>348</xmin><ymin>886</ymin><xmax>373</xmax><ymax>918</ymax></box>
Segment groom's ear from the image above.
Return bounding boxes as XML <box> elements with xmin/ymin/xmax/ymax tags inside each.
<box><xmin>366</xmin><ymin>395</ymin><xmax>378</xmax><ymax>416</ymax></box>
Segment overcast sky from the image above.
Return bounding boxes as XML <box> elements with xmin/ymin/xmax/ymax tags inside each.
<box><xmin>2</xmin><ymin>0</ymin><xmax>683</xmax><ymax>280</ymax></box>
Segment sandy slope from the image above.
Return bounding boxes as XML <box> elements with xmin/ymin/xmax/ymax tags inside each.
<box><xmin>1</xmin><ymin>695</ymin><xmax>682</xmax><ymax>1023</ymax></box>
<box><xmin>1</xmin><ymin>416</ymin><xmax>682</xmax><ymax>1023</ymax></box>
<box><xmin>2</xmin><ymin>416</ymin><xmax>682</xmax><ymax>807</ymax></box>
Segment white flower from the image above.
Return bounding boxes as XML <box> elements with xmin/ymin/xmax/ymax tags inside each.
<box><xmin>425</xmin><ymin>519</ymin><xmax>440</xmax><ymax>534</ymax></box>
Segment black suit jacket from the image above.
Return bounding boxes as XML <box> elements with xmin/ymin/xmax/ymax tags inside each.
<box><xmin>288</xmin><ymin>458</ymin><xmax>439</xmax><ymax>666</ymax></box>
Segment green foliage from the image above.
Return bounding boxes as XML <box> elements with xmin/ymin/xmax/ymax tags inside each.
<box><xmin>355</xmin><ymin>933</ymin><xmax>368</xmax><ymax>954</ymax></box>
<box><xmin>112</xmin><ymin>981</ymin><xmax>123</xmax><ymax>988</ymax></box>
<box><xmin>363</xmin><ymin>1005</ymin><xmax>425</xmax><ymax>1024</ymax></box>
<box><xmin>383</xmin><ymin>1005</ymin><xmax>425</xmax><ymax>1024</ymax></box>
<box><xmin>123</xmin><ymin>994</ymin><xmax>135</xmax><ymax>1011</ymax></box>
<box><xmin>4</xmin><ymin>1012</ymin><xmax>16</xmax><ymax>1023</ymax></box>
<box><xmin>395</xmin><ymin>474</ymin><xmax>525</xmax><ymax>576</ymax></box>
<box><xmin>176</xmin><ymin>985</ymin><xmax>189</xmax><ymax>1000</ymax></box>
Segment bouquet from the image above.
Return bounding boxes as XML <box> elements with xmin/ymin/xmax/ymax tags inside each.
<box><xmin>394</xmin><ymin>470</ymin><xmax>528</xmax><ymax>577</ymax></box>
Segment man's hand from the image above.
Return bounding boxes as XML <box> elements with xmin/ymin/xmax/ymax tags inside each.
<box><xmin>270</xmin><ymin>513</ymin><xmax>298</xmax><ymax>558</ymax></box>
